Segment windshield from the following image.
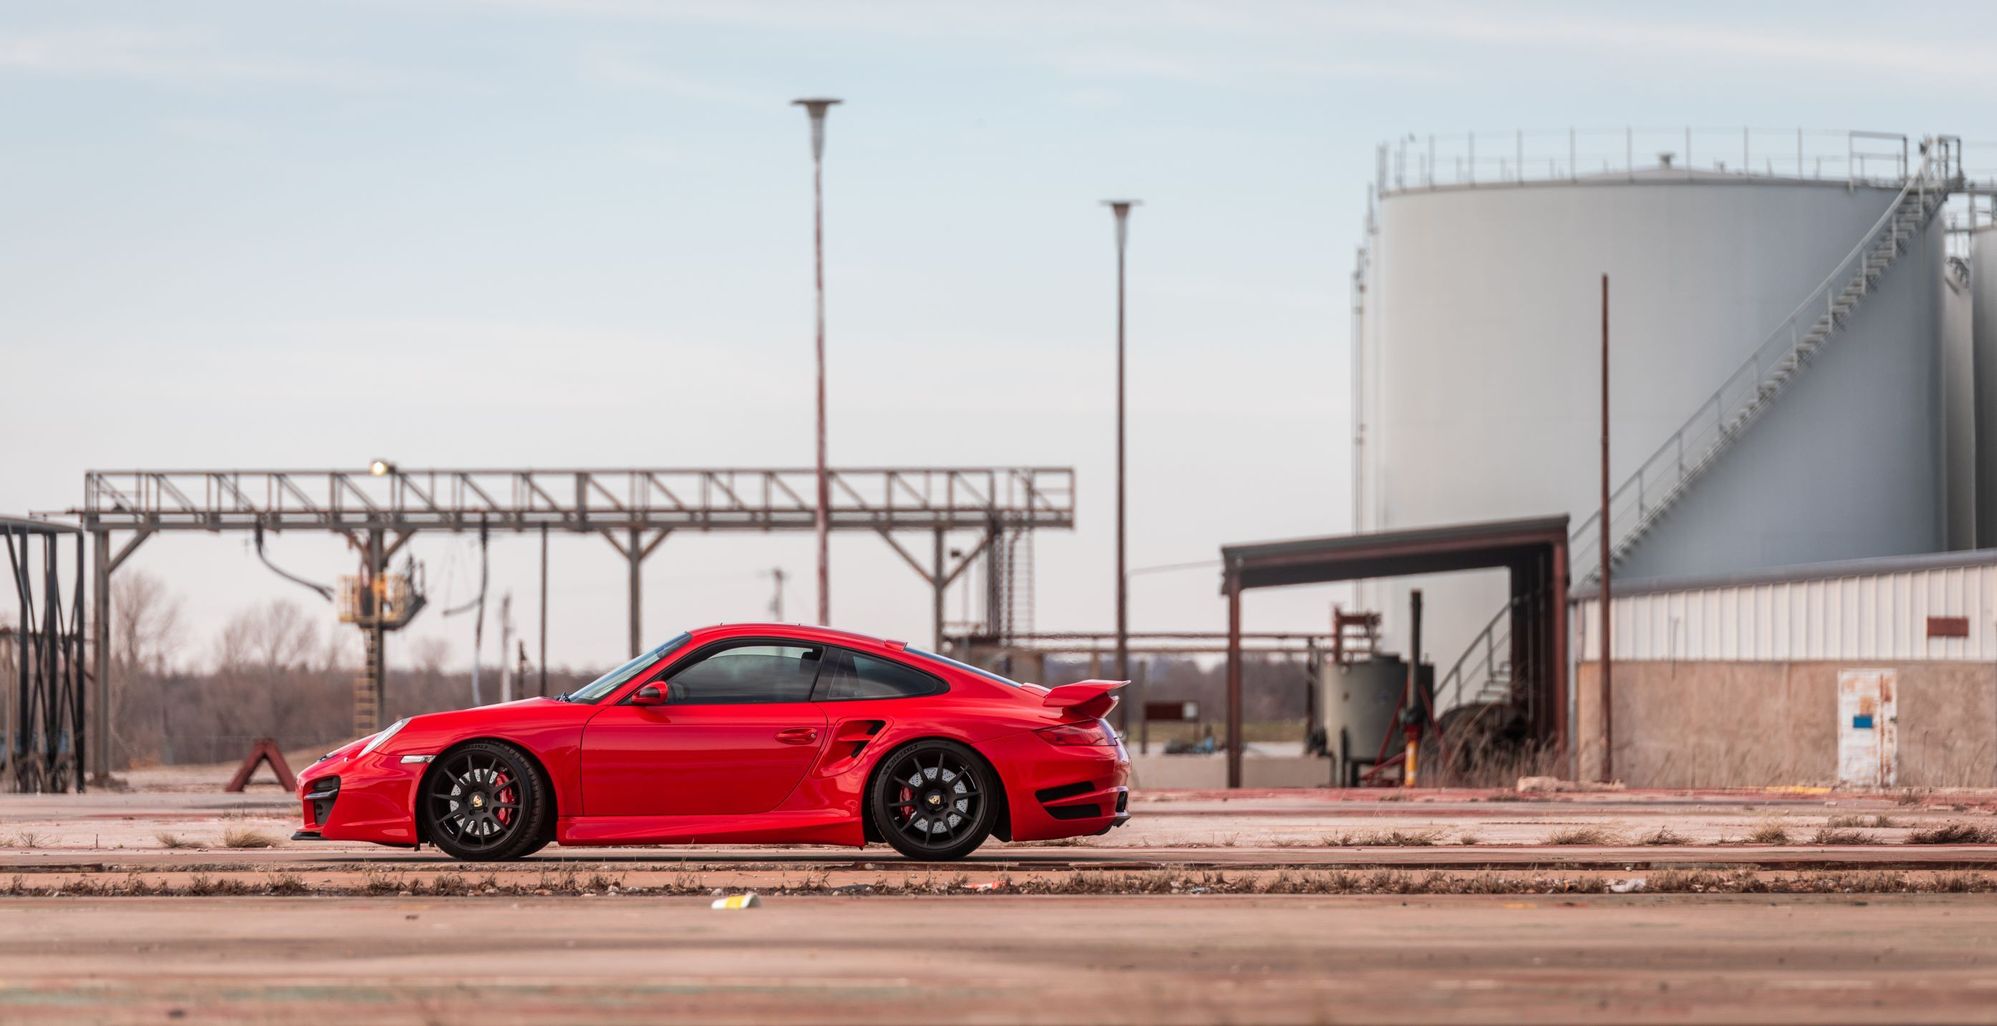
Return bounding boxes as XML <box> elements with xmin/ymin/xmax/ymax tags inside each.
<box><xmin>563</xmin><ymin>632</ymin><xmax>692</xmax><ymax>703</ymax></box>
<box><xmin>907</xmin><ymin>647</ymin><xmax>1027</xmax><ymax>688</ymax></box>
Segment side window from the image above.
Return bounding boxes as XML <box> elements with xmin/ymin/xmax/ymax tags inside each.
<box><xmin>660</xmin><ymin>644</ymin><xmax>822</xmax><ymax>705</ymax></box>
<box><xmin>813</xmin><ymin>650</ymin><xmax>946</xmax><ymax>702</ymax></box>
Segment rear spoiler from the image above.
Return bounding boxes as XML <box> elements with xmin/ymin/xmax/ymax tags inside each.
<box><xmin>1042</xmin><ymin>680</ymin><xmax>1128</xmax><ymax>721</ymax></box>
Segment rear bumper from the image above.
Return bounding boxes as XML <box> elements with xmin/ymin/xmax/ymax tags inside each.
<box><xmin>984</xmin><ymin>732</ymin><xmax>1131</xmax><ymax>842</ymax></box>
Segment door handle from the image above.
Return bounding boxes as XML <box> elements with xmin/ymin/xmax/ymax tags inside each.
<box><xmin>775</xmin><ymin>727</ymin><xmax>819</xmax><ymax>745</ymax></box>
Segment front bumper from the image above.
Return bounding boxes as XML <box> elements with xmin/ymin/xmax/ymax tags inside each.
<box><xmin>297</xmin><ymin>752</ymin><xmax>428</xmax><ymax>846</ymax></box>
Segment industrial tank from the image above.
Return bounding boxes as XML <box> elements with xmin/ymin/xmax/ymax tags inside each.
<box><xmin>1975</xmin><ymin>226</ymin><xmax>1997</xmax><ymax>548</ymax></box>
<box><xmin>1324</xmin><ymin>655</ymin><xmax>1430</xmax><ymax>786</ymax></box>
<box><xmin>1353</xmin><ymin>130</ymin><xmax>1950</xmax><ymax>693</ymax></box>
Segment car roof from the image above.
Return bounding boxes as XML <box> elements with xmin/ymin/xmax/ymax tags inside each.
<box><xmin>684</xmin><ymin>622</ymin><xmax>908</xmax><ymax>653</ymax></box>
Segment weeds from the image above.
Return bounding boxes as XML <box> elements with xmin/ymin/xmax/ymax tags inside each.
<box><xmin>1809</xmin><ymin>828</ymin><xmax>1874</xmax><ymax>846</ymax></box>
<box><xmin>1906</xmin><ymin>822</ymin><xmax>1997</xmax><ymax>845</ymax></box>
<box><xmin>221</xmin><ymin>828</ymin><xmax>279</xmax><ymax>849</ymax></box>
<box><xmin>1637</xmin><ymin>827</ymin><xmax>1687</xmax><ymax>846</ymax></box>
<box><xmin>154</xmin><ymin>832</ymin><xmax>200</xmax><ymax>850</ymax></box>
<box><xmin>1745</xmin><ymin>822</ymin><xmax>1792</xmax><ymax>846</ymax></box>
<box><xmin>1545</xmin><ymin>826</ymin><xmax>1622</xmax><ymax>846</ymax></box>
<box><xmin>1325</xmin><ymin>829</ymin><xmax>1443</xmax><ymax>847</ymax></box>
<box><xmin>1826</xmin><ymin>814</ymin><xmax>1896</xmax><ymax>829</ymax></box>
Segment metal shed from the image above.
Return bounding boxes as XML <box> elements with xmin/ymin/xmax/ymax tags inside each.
<box><xmin>1220</xmin><ymin>516</ymin><xmax>1570</xmax><ymax>788</ymax></box>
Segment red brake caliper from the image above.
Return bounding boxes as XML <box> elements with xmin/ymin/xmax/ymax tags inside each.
<box><xmin>495</xmin><ymin>771</ymin><xmax>514</xmax><ymax>828</ymax></box>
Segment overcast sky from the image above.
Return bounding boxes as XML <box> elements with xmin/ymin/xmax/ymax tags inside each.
<box><xmin>5</xmin><ymin>1</ymin><xmax>1995</xmax><ymax>674</ymax></box>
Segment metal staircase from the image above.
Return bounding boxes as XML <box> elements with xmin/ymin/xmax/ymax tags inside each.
<box><xmin>1438</xmin><ymin>137</ymin><xmax>1960</xmax><ymax>717</ymax></box>
<box><xmin>1569</xmin><ymin>138</ymin><xmax>1959</xmax><ymax>581</ymax></box>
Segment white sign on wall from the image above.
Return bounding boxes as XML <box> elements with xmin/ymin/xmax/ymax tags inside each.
<box><xmin>1836</xmin><ymin>669</ymin><xmax>1898</xmax><ymax>788</ymax></box>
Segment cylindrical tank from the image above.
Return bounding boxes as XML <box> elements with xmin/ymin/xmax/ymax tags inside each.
<box><xmin>1974</xmin><ymin>226</ymin><xmax>1997</xmax><ymax>548</ymax></box>
<box><xmin>1324</xmin><ymin>655</ymin><xmax>1430</xmax><ymax>785</ymax></box>
<box><xmin>1356</xmin><ymin>143</ymin><xmax>1947</xmax><ymax>686</ymax></box>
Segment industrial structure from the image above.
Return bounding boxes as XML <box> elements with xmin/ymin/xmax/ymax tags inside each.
<box><xmin>1346</xmin><ymin>128</ymin><xmax>1993</xmax><ymax>777</ymax></box>
<box><xmin>71</xmin><ymin>465</ymin><xmax>1073</xmax><ymax>784</ymax></box>
<box><xmin>1</xmin><ymin>517</ymin><xmax>86</xmax><ymax>793</ymax></box>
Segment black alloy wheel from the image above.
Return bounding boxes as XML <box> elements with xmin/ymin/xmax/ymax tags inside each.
<box><xmin>869</xmin><ymin>739</ymin><xmax>996</xmax><ymax>861</ymax></box>
<box><xmin>420</xmin><ymin>740</ymin><xmax>551</xmax><ymax>861</ymax></box>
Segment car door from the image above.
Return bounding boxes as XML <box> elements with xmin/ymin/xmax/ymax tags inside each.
<box><xmin>581</xmin><ymin>641</ymin><xmax>829</xmax><ymax>817</ymax></box>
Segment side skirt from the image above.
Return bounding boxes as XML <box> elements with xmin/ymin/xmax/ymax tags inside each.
<box><xmin>556</xmin><ymin>808</ymin><xmax>864</xmax><ymax>847</ymax></box>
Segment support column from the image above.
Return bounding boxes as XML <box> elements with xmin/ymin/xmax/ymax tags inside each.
<box><xmin>90</xmin><ymin>529</ymin><xmax>110</xmax><ymax>783</ymax></box>
<box><xmin>1225</xmin><ymin>569</ymin><xmax>1242</xmax><ymax>789</ymax></box>
<box><xmin>538</xmin><ymin>525</ymin><xmax>549</xmax><ymax>697</ymax></box>
<box><xmin>367</xmin><ymin>528</ymin><xmax>386</xmax><ymax>726</ymax></box>
<box><xmin>931</xmin><ymin>528</ymin><xmax>945</xmax><ymax>651</ymax></box>
<box><xmin>627</xmin><ymin>527</ymin><xmax>642</xmax><ymax>658</ymax></box>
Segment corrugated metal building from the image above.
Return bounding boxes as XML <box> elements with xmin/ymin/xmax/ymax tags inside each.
<box><xmin>1571</xmin><ymin>550</ymin><xmax>1997</xmax><ymax>787</ymax></box>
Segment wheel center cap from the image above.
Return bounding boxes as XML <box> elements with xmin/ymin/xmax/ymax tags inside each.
<box><xmin>470</xmin><ymin>793</ymin><xmax>485</xmax><ymax>809</ymax></box>
<box><xmin>926</xmin><ymin>792</ymin><xmax>943</xmax><ymax>808</ymax></box>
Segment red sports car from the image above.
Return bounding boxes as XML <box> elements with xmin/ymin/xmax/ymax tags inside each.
<box><xmin>296</xmin><ymin>624</ymin><xmax>1131</xmax><ymax>861</ymax></box>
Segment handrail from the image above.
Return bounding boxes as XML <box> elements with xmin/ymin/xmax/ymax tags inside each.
<box><xmin>1379</xmin><ymin>128</ymin><xmax>1914</xmax><ymax>194</ymax></box>
<box><xmin>1435</xmin><ymin>597</ymin><xmax>1515</xmax><ymax>712</ymax></box>
<box><xmin>1568</xmin><ymin>140</ymin><xmax>1954</xmax><ymax>580</ymax></box>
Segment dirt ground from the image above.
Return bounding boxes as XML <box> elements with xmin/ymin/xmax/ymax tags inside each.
<box><xmin>8</xmin><ymin>782</ymin><xmax>1997</xmax><ymax>1023</ymax></box>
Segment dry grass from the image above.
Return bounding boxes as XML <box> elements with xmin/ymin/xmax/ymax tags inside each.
<box><xmin>1906</xmin><ymin>822</ymin><xmax>1997</xmax><ymax>845</ymax></box>
<box><xmin>220</xmin><ymin>827</ymin><xmax>280</xmax><ymax>849</ymax></box>
<box><xmin>1825</xmin><ymin>814</ymin><xmax>1896</xmax><ymax>829</ymax></box>
<box><xmin>4</xmin><ymin>832</ymin><xmax>46</xmax><ymax>849</ymax></box>
<box><xmin>13</xmin><ymin>866</ymin><xmax>1997</xmax><ymax>899</ymax></box>
<box><xmin>1745</xmin><ymin>821</ymin><xmax>1792</xmax><ymax>846</ymax></box>
<box><xmin>1544</xmin><ymin>826</ymin><xmax>1623</xmax><ymax>846</ymax></box>
<box><xmin>154</xmin><ymin>832</ymin><xmax>201</xmax><ymax>850</ymax></box>
<box><xmin>1328</xmin><ymin>829</ymin><xmax>1443</xmax><ymax>847</ymax></box>
<box><xmin>1809</xmin><ymin>827</ymin><xmax>1875</xmax><ymax>845</ymax></box>
<box><xmin>1637</xmin><ymin>827</ymin><xmax>1688</xmax><ymax>846</ymax></box>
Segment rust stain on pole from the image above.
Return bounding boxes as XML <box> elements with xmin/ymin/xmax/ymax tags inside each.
<box><xmin>1600</xmin><ymin>272</ymin><xmax>1613</xmax><ymax>783</ymax></box>
<box><xmin>796</xmin><ymin>98</ymin><xmax>841</xmax><ymax>626</ymax></box>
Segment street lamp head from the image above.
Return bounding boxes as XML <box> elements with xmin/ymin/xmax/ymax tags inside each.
<box><xmin>368</xmin><ymin>459</ymin><xmax>396</xmax><ymax>477</ymax></box>
<box><xmin>793</xmin><ymin>98</ymin><xmax>842</xmax><ymax>161</ymax></box>
<box><xmin>1103</xmin><ymin>199</ymin><xmax>1140</xmax><ymax>247</ymax></box>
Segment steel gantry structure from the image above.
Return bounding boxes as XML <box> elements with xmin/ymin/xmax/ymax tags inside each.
<box><xmin>77</xmin><ymin>466</ymin><xmax>1075</xmax><ymax>781</ymax></box>
<box><xmin>2</xmin><ymin>516</ymin><xmax>88</xmax><ymax>793</ymax></box>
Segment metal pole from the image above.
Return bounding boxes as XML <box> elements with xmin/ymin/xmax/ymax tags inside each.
<box><xmin>367</xmin><ymin>529</ymin><xmax>386</xmax><ymax>724</ymax></box>
<box><xmin>90</xmin><ymin>530</ymin><xmax>109</xmax><ymax>783</ymax></box>
<box><xmin>931</xmin><ymin>528</ymin><xmax>945</xmax><ymax>650</ymax></box>
<box><xmin>1104</xmin><ymin>200</ymin><xmax>1137</xmax><ymax>691</ymax></box>
<box><xmin>1225</xmin><ymin>568</ymin><xmax>1242</xmax><ymax>789</ymax></box>
<box><xmin>538</xmin><ymin>524</ymin><xmax>548</xmax><ymax>697</ymax></box>
<box><xmin>1403</xmin><ymin>588</ymin><xmax>1422</xmax><ymax>788</ymax></box>
<box><xmin>627</xmin><ymin>526</ymin><xmax>642</xmax><ymax>658</ymax></box>
<box><xmin>795</xmin><ymin>98</ymin><xmax>841</xmax><ymax>627</ymax></box>
<box><xmin>1600</xmin><ymin>273</ymin><xmax>1614</xmax><ymax>783</ymax></box>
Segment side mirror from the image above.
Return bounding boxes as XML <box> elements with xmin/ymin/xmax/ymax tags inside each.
<box><xmin>630</xmin><ymin>684</ymin><xmax>669</xmax><ymax>707</ymax></box>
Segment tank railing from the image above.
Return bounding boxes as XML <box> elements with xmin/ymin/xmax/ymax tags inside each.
<box><xmin>1435</xmin><ymin>598</ymin><xmax>1517</xmax><ymax>713</ymax></box>
<box><xmin>1567</xmin><ymin>140</ymin><xmax>1955</xmax><ymax>580</ymax></box>
<box><xmin>1379</xmin><ymin>128</ymin><xmax>1914</xmax><ymax>195</ymax></box>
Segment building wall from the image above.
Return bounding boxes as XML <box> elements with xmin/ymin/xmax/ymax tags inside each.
<box><xmin>1574</xmin><ymin>554</ymin><xmax>1997</xmax><ymax>664</ymax></box>
<box><xmin>1575</xmin><ymin>660</ymin><xmax>1996</xmax><ymax>788</ymax></box>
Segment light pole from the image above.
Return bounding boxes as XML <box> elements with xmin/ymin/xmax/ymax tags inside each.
<box><xmin>795</xmin><ymin>97</ymin><xmax>841</xmax><ymax>626</ymax></box>
<box><xmin>1104</xmin><ymin>199</ymin><xmax>1139</xmax><ymax>702</ymax></box>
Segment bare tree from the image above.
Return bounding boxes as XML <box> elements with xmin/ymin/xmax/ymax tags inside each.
<box><xmin>112</xmin><ymin>571</ymin><xmax>184</xmax><ymax>678</ymax></box>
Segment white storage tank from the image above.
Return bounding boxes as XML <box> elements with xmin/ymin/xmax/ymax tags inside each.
<box><xmin>1353</xmin><ymin>130</ymin><xmax>1951</xmax><ymax>696</ymax></box>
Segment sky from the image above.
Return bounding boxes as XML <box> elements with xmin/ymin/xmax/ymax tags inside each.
<box><xmin>5</xmin><ymin>0</ymin><xmax>1996</xmax><ymax>675</ymax></box>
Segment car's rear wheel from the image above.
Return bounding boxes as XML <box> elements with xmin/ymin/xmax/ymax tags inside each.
<box><xmin>421</xmin><ymin>741</ymin><xmax>551</xmax><ymax>861</ymax></box>
<box><xmin>869</xmin><ymin>739</ymin><xmax>995</xmax><ymax>861</ymax></box>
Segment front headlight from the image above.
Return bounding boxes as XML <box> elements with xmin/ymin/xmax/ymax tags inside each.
<box><xmin>358</xmin><ymin>718</ymin><xmax>409</xmax><ymax>758</ymax></box>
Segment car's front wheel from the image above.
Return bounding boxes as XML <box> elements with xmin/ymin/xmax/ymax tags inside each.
<box><xmin>869</xmin><ymin>739</ymin><xmax>996</xmax><ymax>861</ymax></box>
<box><xmin>420</xmin><ymin>741</ymin><xmax>552</xmax><ymax>861</ymax></box>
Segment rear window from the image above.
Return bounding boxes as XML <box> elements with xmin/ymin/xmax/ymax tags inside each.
<box><xmin>907</xmin><ymin>648</ymin><xmax>1026</xmax><ymax>688</ymax></box>
<box><xmin>813</xmin><ymin>650</ymin><xmax>946</xmax><ymax>701</ymax></box>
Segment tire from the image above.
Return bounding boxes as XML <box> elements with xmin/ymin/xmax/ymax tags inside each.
<box><xmin>420</xmin><ymin>741</ymin><xmax>553</xmax><ymax>861</ymax></box>
<box><xmin>868</xmin><ymin>739</ymin><xmax>996</xmax><ymax>861</ymax></box>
